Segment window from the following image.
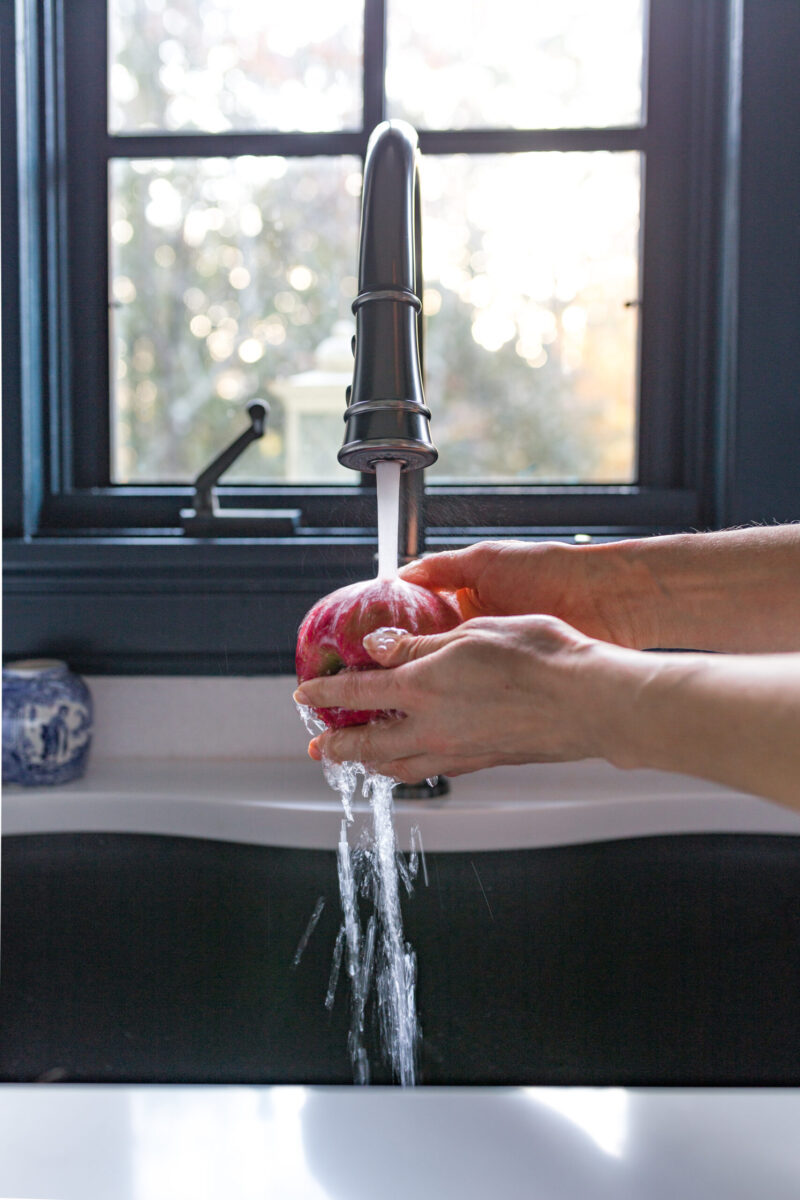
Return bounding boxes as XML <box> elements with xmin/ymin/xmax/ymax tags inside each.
<box><xmin>2</xmin><ymin>0</ymin><xmax>742</xmax><ymax>672</ymax></box>
<box><xmin>106</xmin><ymin>0</ymin><xmax>644</xmax><ymax>489</ymax></box>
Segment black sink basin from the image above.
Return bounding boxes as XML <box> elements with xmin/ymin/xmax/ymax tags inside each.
<box><xmin>2</xmin><ymin>832</ymin><xmax>800</xmax><ymax>1084</ymax></box>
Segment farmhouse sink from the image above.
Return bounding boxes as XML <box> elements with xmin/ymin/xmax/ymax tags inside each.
<box><xmin>3</xmin><ymin>755</ymin><xmax>800</xmax><ymax>1085</ymax></box>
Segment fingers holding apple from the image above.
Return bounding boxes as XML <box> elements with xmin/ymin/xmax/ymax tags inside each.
<box><xmin>299</xmin><ymin>613</ymin><xmax>615</xmax><ymax>779</ymax></box>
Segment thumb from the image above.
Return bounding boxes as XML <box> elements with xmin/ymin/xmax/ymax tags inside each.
<box><xmin>399</xmin><ymin>550</ymin><xmax>473</xmax><ymax>590</ymax></box>
<box><xmin>362</xmin><ymin>625</ymin><xmax>458</xmax><ymax>666</ymax></box>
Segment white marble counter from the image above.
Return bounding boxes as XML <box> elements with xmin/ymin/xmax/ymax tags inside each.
<box><xmin>1</xmin><ymin>1084</ymin><xmax>799</xmax><ymax>1199</ymax></box>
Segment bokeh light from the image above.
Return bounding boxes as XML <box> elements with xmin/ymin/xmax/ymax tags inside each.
<box><xmin>387</xmin><ymin>0</ymin><xmax>643</xmax><ymax>130</ymax></box>
<box><xmin>108</xmin><ymin>0</ymin><xmax>363</xmax><ymax>133</ymax></box>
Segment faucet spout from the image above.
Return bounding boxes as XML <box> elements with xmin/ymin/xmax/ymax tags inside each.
<box><xmin>338</xmin><ymin>121</ymin><xmax>437</xmax><ymax>475</ymax></box>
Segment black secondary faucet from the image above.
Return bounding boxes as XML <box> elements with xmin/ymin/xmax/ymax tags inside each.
<box><xmin>339</xmin><ymin>120</ymin><xmax>436</xmax><ymax>562</ymax></box>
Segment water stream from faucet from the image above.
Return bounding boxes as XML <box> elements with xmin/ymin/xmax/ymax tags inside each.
<box><xmin>375</xmin><ymin>460</ymin><xmax>402</xmax><ymax>579</ymax></box>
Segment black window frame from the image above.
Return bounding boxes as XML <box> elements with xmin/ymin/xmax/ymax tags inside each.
<box><xmin>2</xmin><ymin>0</ymin><xmax>747</xmax><ymax>673</ymax></box>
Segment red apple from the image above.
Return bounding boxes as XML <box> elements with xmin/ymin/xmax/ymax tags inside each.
<box><xmin>296</xmin><ymin>577</ymin><xmax>461</xmax><ymax>729</ymax></box>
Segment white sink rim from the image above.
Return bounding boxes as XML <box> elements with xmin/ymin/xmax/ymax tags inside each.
<box><xmin>4</xmin><ymin>756</ymin><xmax>800</xmax><ymax>852</ymax></box>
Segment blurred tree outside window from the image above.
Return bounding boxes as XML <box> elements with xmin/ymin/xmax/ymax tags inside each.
<box><xmin>110</xmin><ymin>156</ymin><xmax>360</xmax><ymax>483</ymax></box>
<box><xmin>108</xmin><ymin>0</ymin><xmax>644</xmax><ymax>486</ymax></box>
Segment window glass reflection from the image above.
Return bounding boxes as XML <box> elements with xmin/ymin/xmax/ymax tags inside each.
<box><xmin>422</xmin><ymin>152</ymin><xmax>641</xmax><ymax>483</ymax></box>
<box><xmin>109</xmin><ymin>0</ymin><xmax>363</xmax><ymax>133</ymax></box>
<box><xmin>387</xmin><ymin>0</ymin><xmax>644</xmax><ymax>130</ymax></box>
<box><xmin>109</xmin><ymin>156</ymin><xmax>360</xmax><ymax>483</ymax></box>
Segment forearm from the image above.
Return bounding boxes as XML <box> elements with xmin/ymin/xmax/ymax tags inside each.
<box><xmin>582</xmin><ymin>525</ymin><xmax>800</xmax><ymax>652</ymax></box>
<box><xmin>589</xmin><ymin>645</ymin><xmax>800</xmax><ymax>810</ymax></box>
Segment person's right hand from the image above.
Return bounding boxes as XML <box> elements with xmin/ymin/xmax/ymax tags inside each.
<box><xmin>399</xmin><ymin>539</ymin><xmax>660</xmax><ymax>650</ymax></box>
<box><xmin>296</xmin><ymin>614</ymin><xmax>625</xmax><ymax>782</ymax></box>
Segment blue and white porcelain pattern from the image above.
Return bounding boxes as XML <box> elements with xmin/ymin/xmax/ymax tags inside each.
<box><xmin>2</xmin><ymin>660</ymin><xmax>93</xmax><ymax>786</ymax></box>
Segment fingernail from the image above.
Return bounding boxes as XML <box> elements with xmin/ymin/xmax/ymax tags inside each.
<box><xmin>363</xmin><ymin>626</ymin><xmax>408</xmax><ymax>654</ymax></box>
<box><xmin>308</xmin><ymin>738</ymin><xmax>322</xmax><ymax>761</ymax></box>
<box><xmin>293</xmin><ymin>687</ymin><xmax>308</xmax><ymax>704</ymax></box>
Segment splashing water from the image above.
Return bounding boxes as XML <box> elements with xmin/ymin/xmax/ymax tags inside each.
<box><xmin>329</xmin><ymin>759</ymin><xmax>420</xmax><ymax>1086</ymax></box>
<box><xmin>325</xmin><ymin>925</ymin><xmax>345</xmax><ymax>1011</ymax></box>
<box><xmin>295</xmin><ymin>701</ymin><xmax>421</xmax><ymax>1084</ymax></box>
<box><xmin>291</xmin><ymin>896</ymin><xmax>326</xmax><ymax>968</ymax></box>
<box><xmin>410</xmin><ymin>824</ymin><xmax>429</xmax><ymax>888</ymax></box>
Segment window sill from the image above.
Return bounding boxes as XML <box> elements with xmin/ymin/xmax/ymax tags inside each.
<box><xmin>2</xmin><ymin>500</ymin><xmax>697</xmax><ymax>674</ymax></box>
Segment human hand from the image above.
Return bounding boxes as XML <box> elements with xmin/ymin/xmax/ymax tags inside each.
<box><xmin>293</xmin><ymin>615</ymin><xmax>632</xmax><ymax>783</ymax></box>
<box><xmin>399</xmin><ymin>540</ymin><xmax>659</xmax><ymax>650</ymax></box>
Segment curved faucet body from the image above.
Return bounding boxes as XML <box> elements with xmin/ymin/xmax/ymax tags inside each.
<box><xmin>339</xmin><ymin>121</ymin><xmax>437</xmax><ymax>476</ymax></box>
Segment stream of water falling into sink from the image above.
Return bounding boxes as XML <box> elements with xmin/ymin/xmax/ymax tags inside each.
<box><xmin>330</xmin><ymin>760</ymin><xmax>419</xmax><ymax>1086</ymax></box>
<box><xmin>294</xmin><ymin>459</ymin><xmax>423</xmax><ymax>1083</ymax></box>
<box><xmin>295</xmin><ymin>711</ymin><xmax>422</xmax><ymax>1086</ymax></box>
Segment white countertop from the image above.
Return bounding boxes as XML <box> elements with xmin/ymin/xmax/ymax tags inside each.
<box><xmin>5</xmin><ymin>683</ymin><xmax>800</xmax><ymax>1196</ymax></box>
<box><xmin>4</xmin><ymin>755</ymin><xmax>800</xmax><ymax>851</ymax></box>
<box><xmin>1</xmin><ymin>1084</ymin><xmax>799</xmax><ymax>1199</ymax></box>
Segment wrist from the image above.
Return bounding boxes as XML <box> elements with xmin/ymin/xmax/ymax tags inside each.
<box><xmin>575</xmin><ymin>537</ymin><xmax>676</xmax><ymax>650</ymax></box>
<box><xmin>563</xmin><ymin>639</ymin><xmax>650</xmax><ymax>764</ymax></box>
<box><xmin>599</xmin><ymin>526</ymin><xmax>800</xmax><ymax>653</ymax></box>
<box><xmin>581</xmin><ymin>531</ymin><xmax>737</xmax><ymax>650</ymax></box>
<box><xmin>572</xmin><ymin>640</ymin><xmax>690</xmax><ymax>770</ymax></box>
<box><xmin>595</xmin><ymin>645</ymin><xmax>714</xmax><ymax>774</ymax></box>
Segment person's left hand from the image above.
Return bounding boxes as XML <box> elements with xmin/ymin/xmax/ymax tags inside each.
<box><xmin>293</xmin><ymin>615</ymin><xmax>619</xmax><ymax>782</ymax></box>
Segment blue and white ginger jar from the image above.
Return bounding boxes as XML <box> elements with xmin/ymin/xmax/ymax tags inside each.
<box><xmin>2</xmin><ymin>659</ymin><xmax>93</xmax><ymax>786</ymax></box>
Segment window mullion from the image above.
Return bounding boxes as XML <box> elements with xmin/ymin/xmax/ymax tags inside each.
<box><xmin>362</xmin><ymin>0</ymin><xmax>387</xmax><ymax>130</ymax></box>
<box><xmin>44</xmin><ymin>0</ymin><xmax>73</xmax><ymax>495</ymax></box>
<box><xmin>417</xmin><ymin>127</ymin><xmax>646</xmax><ymax>154</ymax></box>
<box><xmin>636</xmin><ymin>0</ymin><xmax>696</xmax><ymax>488</ymax></box>
<box><xmin>14</xmin><ymin>0</ymin><xmax>47</xmax><ymax>533</ymax></box>
<box><xmin>104</xmin><ymin>131</ymin><xmax>369</xmax><ymax>159</ymax></box>
<box><xmin>64</xmin><ymin>0</ymin><xmax>112</xmax><ymax>489</ymax></box>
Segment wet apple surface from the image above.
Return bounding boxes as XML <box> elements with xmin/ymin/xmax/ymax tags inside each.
<box><xmin>295</xmin><ymin>577</ymin><xmax>461</xmax><ymax>728</ymax></box>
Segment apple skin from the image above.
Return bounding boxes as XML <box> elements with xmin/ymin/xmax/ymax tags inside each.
<box><xmin>296</xmin><ymin>577</ymin><xmax>461</xmax><ymax>729</ymax></box>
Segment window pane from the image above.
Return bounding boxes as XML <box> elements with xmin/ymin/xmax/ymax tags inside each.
<box><xmin>387</xmin><ymin>0</ymin><xmax>645</xmax><ymax>130</ymax></box>
<box><xmin>422</xmin><ymin>153</ymin><xmax>641</xmax><ymax>483</ymax></box>
<box><xmin>108</xmin><ymin>0</ymin><xmax>363</xmax><ymax>133</ymax></box>
<box><xmin>109</xmin><ymin>157</ymin><xmax>360</xmax><ymax>483</ymax></box>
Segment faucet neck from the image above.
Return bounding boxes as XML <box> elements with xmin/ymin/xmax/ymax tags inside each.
<box><xmin>357</xmin><ymin>120</ymin><xmax>420</xmax><ymax>299</ymax></box>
